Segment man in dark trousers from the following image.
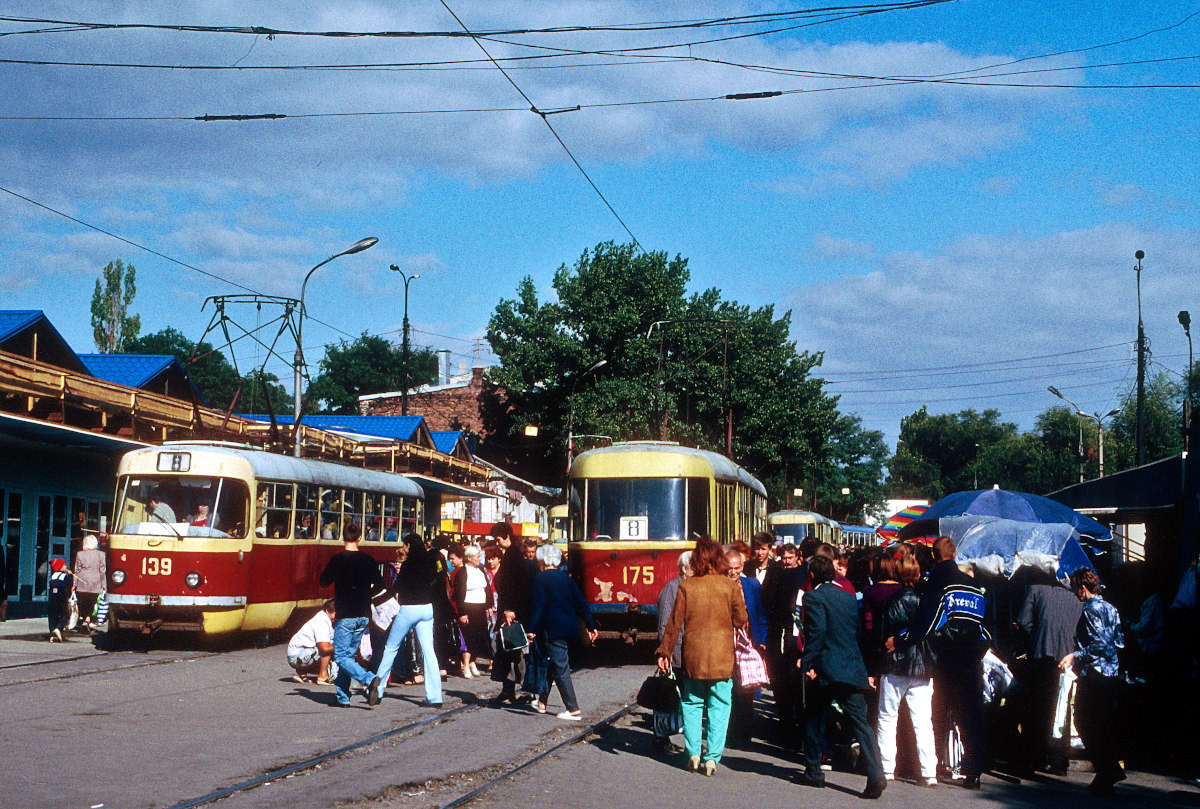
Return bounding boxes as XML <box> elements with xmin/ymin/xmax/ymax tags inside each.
<box><xmin>490</xmin><ymin>522</ymin><xmax>533</xmax><ymax>704</ymax></box>
<box><xmin>318</xmin><ymin>523</ymin><xmax>385</xmax><ymax>707</ymax></box>
<box><xmin>797</xmin><ymin>554</ymin><xmax>886</xmax><ymax>799</ymax></box>
<box><xmin>901</xmin><ymin>535</ymin><xmax>991</xmax><ymax>789</ymax></box>
<box><xmin>1016</xmin><ymin>570</ymin><xmax>1083</xmax><ymax>775</ymax></box>
<box><xmin>762</xmin><ymin>543</ymin><xmax>806</xmax><ymax>731</ymax></box>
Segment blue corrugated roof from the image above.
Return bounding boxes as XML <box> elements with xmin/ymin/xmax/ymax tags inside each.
<box><xmin>78</xmin><ymin>354</ymin><xmax>175</xmax><ymax>389</ymax></box>
<box><xmin>0</xmin><ymin>310</ymin><xmax>43</xmax><ymax>343</ymax></box>
<box><xmin>430</xmin><ymin>430</ymin><xmax>465</xmax><ymax>455</ymax></box>
<box><xmin>241</xmin><ymin>414</ymin><xmax>426</xmax><ymax>442</ymax></box>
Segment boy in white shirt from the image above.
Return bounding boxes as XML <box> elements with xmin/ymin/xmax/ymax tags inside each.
<box><xmin>287</xmin><ymin>600</ymin><xmax>336</xmax><ymax>684</ymax></box>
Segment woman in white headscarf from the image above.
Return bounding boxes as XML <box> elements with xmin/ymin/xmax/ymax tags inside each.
<box><xmin>73</xmin><ymin>535</ymin><xmax>106</xmax><ymax>633</ymax></box>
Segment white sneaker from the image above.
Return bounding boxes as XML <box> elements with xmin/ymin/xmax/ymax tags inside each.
<box><xmin>556</xmin><ymin>711</ymin><xmax>582</xmax><ymax>721</ymax></box>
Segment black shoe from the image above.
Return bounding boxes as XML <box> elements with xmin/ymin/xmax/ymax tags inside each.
<box><xmin>652</xmin><ymin>739</ymin><xmax>684</xmax><ymax>755</ymax></box>
<box><xmin>367</xmin><ymin>677</ymin><xmax>383</xmax><ymax>706</ymax></box>
<box><xmin>861</xmin><ymin>779</ymin><xmax>887</xmax><ymax>799</ymax></box>
<box><xmin>796</xmin><ymin>773</ymin><xmax>827</xmax><ymax>788</ymax></box>
<box><xmin>962</xmin><ymin>775</ymin><xmax>981</xmax><ymax>790</ymax></box>
<box><xmin>489</xmin><ymin>692</ymin><xmax>515</xmax><ymax>706</ymax></box>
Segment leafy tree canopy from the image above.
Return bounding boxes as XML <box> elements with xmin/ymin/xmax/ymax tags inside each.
<box><xmin>90</xmin><ymin>259</ymin><xmax>141</xmax><ymax>353</ymax></box>
<box><xmin>485</xmin><ymin>241</ymin><xmax>877</xmax><ymax>514</ymax></box>
<box><xmin>307</xmin><ymin>332</ymin><xmax>438</xmax><ymax>415</ymax></box>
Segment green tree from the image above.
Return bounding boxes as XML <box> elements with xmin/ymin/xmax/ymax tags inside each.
<box><xmin>887</xmin><ymin>407</ymin><xmax>1017</xmax><ymax>500</ymax></box>
<box><xmin>307</xmin><ymin>332</ymin><xmax>438</xmax><ymax>415</ymax></box>
<box><xmin>90</xmin><ymin>259</ymin><xmax>141</xmax><ymax>352</ymax></box>
<box><xmin>125</xmin><ymin>327</ymin><xmax>240</xmax><ymax>410</ymax></box>
<box><xmin>1103</xmin><ymin>371</ymin><xmax>1185</xmax><ymax>472</ymax></box>
<box><xmin>485</xmin><ymin>241</ymin><xmax>841</xmax><ymax>492</ymax></box>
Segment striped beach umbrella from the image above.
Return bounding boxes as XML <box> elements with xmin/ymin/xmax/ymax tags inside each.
<box><xmin>876</xmin><ymin>504</ymin><xmax>929</xmax><ymax>544</ymax></box>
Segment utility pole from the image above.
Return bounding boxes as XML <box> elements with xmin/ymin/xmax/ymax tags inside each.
<box><xmin>1135</xmin><ymin>250</ymin><xmax>1146</xmax><ymax>466</ymax></box>
<box><xmin>390</xmin><ymin>265</ymin><xmax>419</xmax><ymax>416</ymax></box>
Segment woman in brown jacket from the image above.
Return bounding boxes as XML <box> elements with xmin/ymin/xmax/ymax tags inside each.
<box><xmin>656</xmin><ymin>536</ymin><xmax>749</xmax><ymax>776</ymax></box>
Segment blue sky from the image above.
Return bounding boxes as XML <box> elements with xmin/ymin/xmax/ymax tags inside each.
<box><xmin>1</xmin><ymin>1</ymin><xmax>1197</xmax><ymax>446</ymax></box>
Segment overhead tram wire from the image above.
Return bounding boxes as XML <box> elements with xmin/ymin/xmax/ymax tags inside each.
<box><xmin>820</xmin><ymin>340</ymin><xmax>1135</xmax><ymax>378</ymax></box>
<box><xmin>0</xmin><ymin>183</ymin><xmax>356</xmax><ymax>342</ymax></box>
<box><xmin>436</xmin><ymin>0</ymin><xmax>645</xmax><ymax>254</ymax></box>
<box><xmin>0</xmin><ymin>4</ymin><xmax>956</xmax><ymax>40</ymax></box>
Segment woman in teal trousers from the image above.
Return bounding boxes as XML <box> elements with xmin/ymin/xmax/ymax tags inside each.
<box><xmin>656</xmin><ymin>536</ymin><xmax>749</xmax><ymax>776</ymax></box>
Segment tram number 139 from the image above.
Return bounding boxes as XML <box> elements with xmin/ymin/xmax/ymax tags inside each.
<box><xmin>142</xmin><ymin>557</ymin><xmax>173</xmax><ymax>576</ymax></box>
<box><xmin>621</xmin><ymin>565</ymin><xmax>654</xmax><ymax>585</ymax></box>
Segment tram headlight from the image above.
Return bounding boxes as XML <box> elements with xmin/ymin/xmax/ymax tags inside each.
<box><xmin>185</xmin><ymin>571</ymin><xmax>203</xmax><ymax>589</ymax></box>
<box><xmin>111</xmin><ymin>569</ymin><xmax>126</xmax><ymax>586</ymax></box>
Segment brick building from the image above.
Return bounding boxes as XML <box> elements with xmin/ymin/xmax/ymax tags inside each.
<box><xmin>359</xmin><ymin>366</ymin><xmax>497</xmax><ymax>440</ymax></box>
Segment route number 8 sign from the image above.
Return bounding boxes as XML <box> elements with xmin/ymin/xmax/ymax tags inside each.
<box><xmin>619</xmin><ymin>516</ymin><xmax>648</xmax><ymax>541</ymax></box>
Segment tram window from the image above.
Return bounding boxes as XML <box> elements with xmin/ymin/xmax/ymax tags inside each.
<box><xmin>585</xmin><ymin>478</ymin><xmax>685</xmax><ymax>541</ymax></box>
<box><xmin>114</xmin><ymin>476</ymin><xmax>250</xmax><ymax>538</ymax></box>
<box><xmin>400</xmin><ymin>496</ymin><xmax>419</xmax><ymax>538</ymax></box>
<box><xmin>344</xmin><ymin>490</ymin><xmax>364</xmax><ymax>536</ymax></box>
<box><xmin>256</xmin><ymin>482</ymin><xmax>293</xmax><ymax>538</ymax></box>
<box><xmin>319</xmin><ymin>488</ymin><xmax>342</xmax><ymax>541</ymax></box>
<box><xmin>295</xmin><ymin>484</ymin><xmax>318</xmax><ymax>539</ymax></box>
<box><xmin>687</xmin><ymin>479</ymin><xmax>708</xmax><ymax>539</ymax></box>
<box><xmin>381</xmin><ymin>495</ymin><xmax>399</xmax><ymax>541</ymax></box>
<box><xmin>364</xmin><ymin>493</ymin><xmax>381</xmax><ymax>541</ymax></box>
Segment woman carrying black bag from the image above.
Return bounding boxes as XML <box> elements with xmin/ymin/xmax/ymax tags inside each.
<box><xmin>525</xmin><ymin>544</ymin><xmax>597</xmax><ymax>719</ymax></box>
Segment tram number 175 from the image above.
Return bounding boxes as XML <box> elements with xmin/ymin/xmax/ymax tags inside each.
<box><xmin>621</xmin><ymin>565</ymin><xmax>654</xmax><ymax>586</ymax></box>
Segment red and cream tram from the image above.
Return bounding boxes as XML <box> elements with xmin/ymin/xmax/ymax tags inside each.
<box><xmin>106</xmin><ymin>442</ymin><xmax>423</xmax><ymax>636</ymax></box>
<box><xmin>567</xmin><ymin>441</ymin><xmax>766</xmax><ymax>633</ymax></box>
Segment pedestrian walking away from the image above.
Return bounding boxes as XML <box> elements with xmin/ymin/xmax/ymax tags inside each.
<box><xmin>370</xmin><ymin>533</ymin><xmax>445</xmax><ymax>707</ymax></box>
<box><xmin>318</xmin><ymin>523</ymin><xmax>387</xmax><ymax>707</ymax></box>
<box><xmin>656</xmin><ymin>536</ymin><xmax>749</xmax><ymax>777</ymax></box>
<box><xmin>525</xmin><ymin>543</ymin><xmax>597</xmax><ymax>719</ymax></box>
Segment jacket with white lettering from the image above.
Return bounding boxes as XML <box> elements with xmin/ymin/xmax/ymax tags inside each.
<box><xmin>902</xmin><ymin>560</ymin><xmax>990</xmax><ymax>661</ymax></box>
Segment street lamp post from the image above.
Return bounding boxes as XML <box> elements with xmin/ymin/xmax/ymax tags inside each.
<box><xmin>1048</xmin><ymin>386</ymin><xmax>1119</xmax><ymax>478</ymax></box>
<box><xmin>388</xmin><ymin>265</ymin><xmax>420</xmax><ymax>416</ymax></box>
<box><xmin>566</xmin><ymin>359</ymin><xmax>607</xmax><ymax>475</ymax></box>
<box><xmin>1135</xmin><ymin>250</ymin><xmax>1147</xmax><ymax>466</ymax></box>
<box><xmin>293</xmin><ymin>237</ymin><xmax>378</xmax><ymax>457</ymax></box>
<box><xmin>1180</xmin><ymin>310</ymin><xmax>1193</xmax><ymax>452</ymax></box>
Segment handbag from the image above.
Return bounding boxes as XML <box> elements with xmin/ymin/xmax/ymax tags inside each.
<box><xmin>94</xmin><ymin>590</ymin><xmax>109</xmax><ymax>625</ymax></box>
<box><xmin>499</xmin><ymin>621</ymin><xmax>529</xmax><ymax>653</ymax></box>
<box><xmin>67</xmin><ymin>592</ymin><xmax>79</xmax><ymax>631</ymax></box>
<box><xmin>734</xmin><ymin>628</ymin><xmax>770</xmax><ymax>691</ymax></box>
<box><xmin>522</xmin><ymin>638</ymin><xmax>550</xmax><ymax>695</ymax></box>
<box><xmin>637</xmin><ymin>668</ymin><xmax>681</xmax><ymax>713</ymax></box>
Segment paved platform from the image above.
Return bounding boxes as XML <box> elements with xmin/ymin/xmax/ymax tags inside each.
<box><xmin>0</xmin><ymin>616</ymin><xmax>109</xmax><ymax>668</ymax></box>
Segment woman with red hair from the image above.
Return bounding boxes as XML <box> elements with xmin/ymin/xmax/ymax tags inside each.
<box><xmin>656</xmin><ymin>536</ymin><xmax>749</xmax><ymax>776</ymax></box>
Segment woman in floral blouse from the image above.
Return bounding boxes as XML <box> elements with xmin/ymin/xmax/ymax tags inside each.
<box><xmin>1060</xmin><ymin>567</ymin><xmax>1125</xmax><ymax>795</ymax></box>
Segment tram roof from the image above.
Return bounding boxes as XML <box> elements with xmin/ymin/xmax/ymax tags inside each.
<box><xmin>767</xmin><ymin>509</ymin><xmax>839</xmax><ymax>526</ymax></box>
<box><xmin>571</xmin><ymin>441</ymin><xmax>766</xmax><ymax>497</ymax></box>
<box><xmin>121</xmin><ymin>442</ymin><xmax>425</xmax><ymax>498</ymax></box>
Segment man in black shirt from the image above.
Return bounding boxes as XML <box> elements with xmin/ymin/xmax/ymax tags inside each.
<box><xmin>318</xmin><ymin>523</ymin><xmax>385</xmax><ymax>707</ymax></box>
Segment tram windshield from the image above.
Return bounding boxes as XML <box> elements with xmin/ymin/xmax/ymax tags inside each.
<box><xmin>584</xmin><ymin>478</ymin><xmax>686</xmax><ymax>541</ymax></box>
<box><xmin>115</xmin><ymin>475</ymin><xmax>251</xmax><ymax>538</ymax></box>
<box><xmin>772</xmin><ymin>523</ymin><xmax>813</xmax><ymax>544</ymax></box>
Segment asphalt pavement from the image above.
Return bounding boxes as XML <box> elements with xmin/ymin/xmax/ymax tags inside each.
<box><xmin>2</xmin><ymin>622</ymin><xmax>1198</xmax><ymax>809</ymax></box>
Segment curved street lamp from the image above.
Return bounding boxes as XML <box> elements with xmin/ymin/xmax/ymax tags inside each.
<box><xmin>388</xmin><ymin>264</ymin><xmax>420</xmax><ymax>416</ymax></box>
<box><xmin>1048</xmin><ymin>386</ymin><xmax>1119</xmax><ymax>478</ymax></box>
<box><xmin>293</xmin><ymin>237</ymin><xmax>379</xmax><ymax>456</ymax></box>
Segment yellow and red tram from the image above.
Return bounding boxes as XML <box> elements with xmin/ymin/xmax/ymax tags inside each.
<box><xmin>567</xmin><ymin>441</ymin><xmax>766</xmax><ymax>632</ymax></box>
<box><xmin>106</xmin><ymin>442</ymin><xmax>424</xmax><ymax>636</ymax></box>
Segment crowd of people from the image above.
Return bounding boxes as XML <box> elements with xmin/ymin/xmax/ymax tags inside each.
<box><xmin>303</xmin><ymin>522</ymin><xmax>594</xmax><ymax>720</ymax></box>
<box><xmin>650</xmin><ymin>531</ymin><xmax>1152</xmax><ymax>798</ymax></box>
<box><xmin>290</xmin><ymin>521</ymin><xmax>1200</xmax><ymax>797</ymax></box>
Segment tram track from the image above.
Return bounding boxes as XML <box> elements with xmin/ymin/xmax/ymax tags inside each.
<box><xmin>0</xmin><ymin>650</ymin><xmax>220</xmax><ymax>687</ymax></box>
<box><xmin>164</xmin><ymin>696</ymin><xmax>638</xmax><ymax>809</ymax></box>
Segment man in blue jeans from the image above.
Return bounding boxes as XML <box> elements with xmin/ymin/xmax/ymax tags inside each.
<box><xmin>319</xmin><ymin>523</ymin><xmax>386</xmax><ymax>707</ymax></box>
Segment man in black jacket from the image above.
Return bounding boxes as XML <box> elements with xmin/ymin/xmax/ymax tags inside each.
<box><xmin>489</xmin><ymin>522</ymin><xmax>533</xmax><ymax>704</ymax></box>
<box><xmin>902</xmin><ymin>536</ymin><xmax>991</xmax><ymax>789</ymax></box>
<box><xmin>797</xmin><ymin>555</ymin><xmax>886</xmax><ymax>799</ymax></box>
<box><xmin>318</xmin><ymin>523</ymin><xmax>385</xmax><ymax>707</ymax></box>
<box><xmin>762</xmin><ymin>543</ymin><xmax>806</xmax><ymax>730</ymax></box>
